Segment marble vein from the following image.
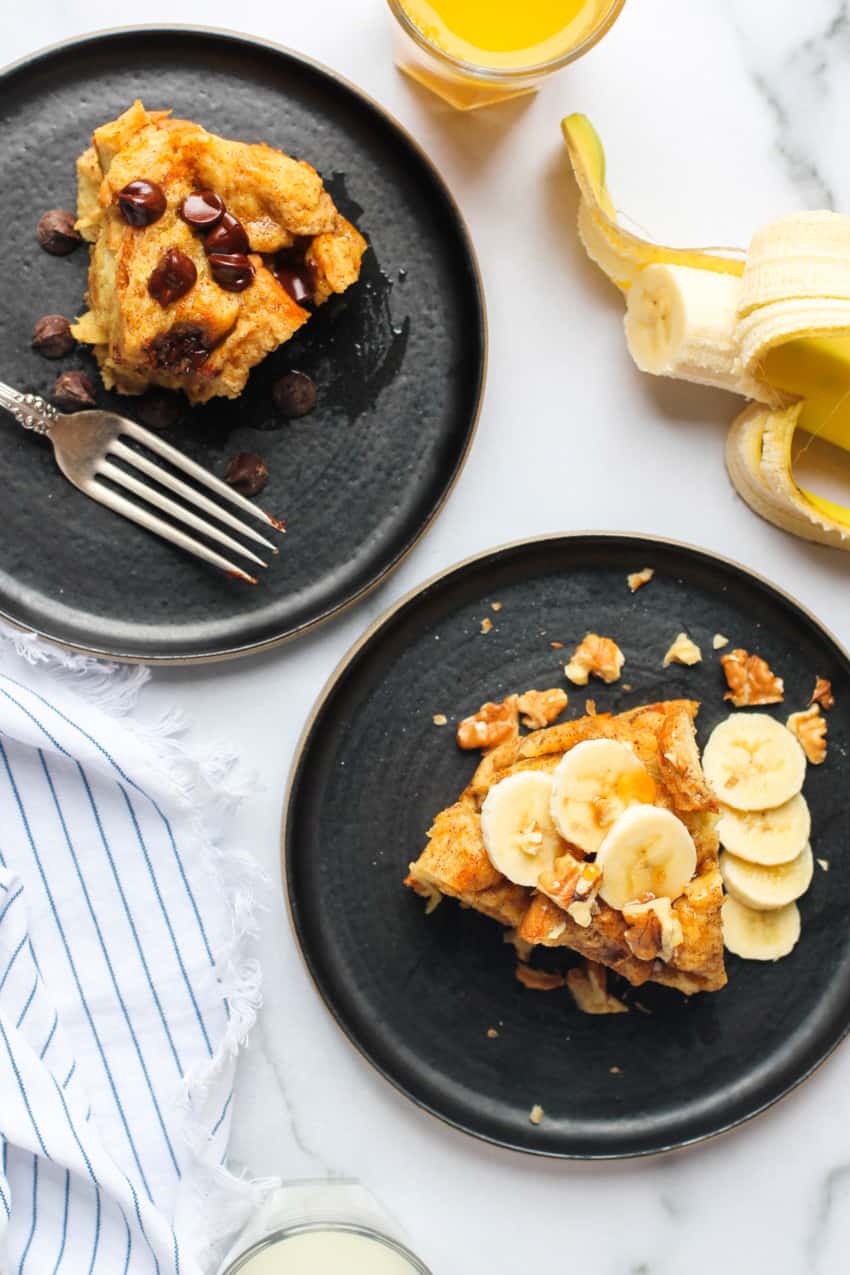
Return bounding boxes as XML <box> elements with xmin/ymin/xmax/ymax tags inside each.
<box><xmin>806</xmin><ymin>1161</ymin><xmax>850</xmax><ymax>1273</ymax></box>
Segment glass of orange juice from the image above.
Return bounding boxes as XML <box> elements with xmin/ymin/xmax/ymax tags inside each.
<box><xmin>387</xmin><ymin>0</ymin><xmax>627</xmax><ymax>110</ymax></box>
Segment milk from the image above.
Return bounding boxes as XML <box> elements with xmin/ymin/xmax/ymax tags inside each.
<box><xmin>233</xmin><ymin>1229</ymin><xmax>419</xmax><ymax>1273</ymax></box>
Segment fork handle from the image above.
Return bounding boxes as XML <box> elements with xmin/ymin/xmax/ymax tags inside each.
<box><xmin>0</xmin><ymin>380</ymin><xmax>61</xmax><ymax>435</ymax></box>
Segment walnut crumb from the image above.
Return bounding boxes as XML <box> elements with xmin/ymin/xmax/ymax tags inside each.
<box><xmin>529</xmin><ymin>1104</ymin><xmax>544</xmax><ymax>1126</ymax></box>
<box><xmin>627</xmin><ymin>567</ymin><xmax>654</xmax><ymax>592</ymax></box>
<box><xmin>712</xmin><ymin>634</ymin><xmax>729</xmax><ymax>650</ymax></box>
<box><xmin>456</xmin><ymin>696</ymin><xmax>518</xmax><ymax>750</ymax></box>
<box><xmin>663</xmin><ymin>632</ymin><xmax>702</xmax><ymax>667</ymax></box>
<box><xmin>480</xmin><ymin>617</ymin><xmax>493</xmax><ymax>635</ymax></box>
<box><xmin>564</xmin><ymin>633</ymin><xmax>624</xmax><ymax>686</ymax></box>
<box><xmin>517</xmin><ymin>687</ymin><xmax>568</xmax><ymax>729</ymax></box>
<box><xmin>810</xmin><ymin>676</ymin><xmax>834</xmax><ymax>711</ymax></box>
<box><xmin>609</xmin><ymin>1066</ymin><xmax>621</xmax><ymax>1075</ymax></box>
<box><xmin>432</xmin><ymin>713</ymin><xmax>447</xmax><ymax>726</ymax></box>
<box><xmin>490</xmin><ymin>601</ymin><xmax>503</xmax><ymax>612</ymax></box>
<box><xmin>721</xmin><ymin>648</ymin><xmax>784</xmax><ymax>706</ymax></box>
<box><xmin>787</xmin><ymin>704</ymin><xmax>827</xmax><ymax>764</ymax></box>
<box><xmin>817</xmin><ymin>858</ymin><xmax>830</xmax><ymax>872</ymax></box>
<box><xmin>622</xmin><ymin>683</ymin><xmax>633</xmax><ymax>692</ymax></box>
<box><xmin>487</xmin><ymin>1027</ymin><xmax>499</xmax><ymax>1039</ymax></box>
<box><xmin>550</xmin><ymin>641</ymin><xmax>564</xmax><ymax>649</ymax></box>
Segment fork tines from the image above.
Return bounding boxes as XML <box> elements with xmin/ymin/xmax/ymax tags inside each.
<box><xmin>94</xmin><ymin>418</ymin><xmax>284</xmax><ymax>584</ymax></box>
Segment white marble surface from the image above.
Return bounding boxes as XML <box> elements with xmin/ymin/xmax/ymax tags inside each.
<box><xmin>7</xmin><ymin>1</ymin><xmax>850</xmax><ymax>1271</ymax></box>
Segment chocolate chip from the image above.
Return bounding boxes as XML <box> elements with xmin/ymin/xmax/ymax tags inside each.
<box><xmin>117</xmin><ymin>180</ymin><xmax>167</xmax><ymax>227</ymax></box>
<box><xmin>224</xmin><ymin>452</ymin><xmax>268</xmax><ymax>496</ymax></box>
<box><xmin>273</xmin><ymin>370</ymin><xmax>317</xmax><ymax>418</ymax></box>
<box><xmin>36</xmin><ymin>209</ymin><xmax>81</xmax><ymax>256</ymax></box>
<box><xmin>208</xmin><ymin>252</ymin><xmax>255</xmax><ymax>292</ymax></box>
<box><xmin>53</xmin><ymin>371</ymin><xmax>97</xmax><ymax>412</ymax></box>
<box><xmin>272</xmin><ymin>244</ymin><xmax>318</xmax><ymax>304</ymax></box>
<box><xmin>134</xmin><ymin>389</ymin><xmax>183</xmax><ymax>430</ymax></box>
<box><xmin>180</xmin><ymin>189</ymin><xmax>225</xmax><ymax>229</ymax></box>
<box><xmin>149</xmin><ymin>324</ymin><xmax>211</xmax><ymax>373</ymax></box>
<box><xmin>205</xmin><ymin>212</ymin><xmax>249</xmax><ymax>255</ymax></box>
<box><xmin>148</xmin><ymin>248</ymin><xmax>197</xmax><ymax>307</ymax></box>
<box><xmin>31</xmin><ymin>314</ymin><xmax>75</xmax><ymax>359</ymax></box>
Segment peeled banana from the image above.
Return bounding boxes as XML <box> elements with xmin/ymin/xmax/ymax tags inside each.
<box><xmin>549</xmin><ymin>738</ymin><xmax>655</xmax><ymax>855</ymax></box>
<box><xmin>716</xmin><ymin>794</ymin><xmax>811</xmax><ymax>866</ymax></box>
<box><xmin>720</xmin><ymin>843</ymin><xmax>813</xmax><ymax>911</ymax></box>
<box><xmin>562</xmin><ymin>118</ymin><xmax>850</xmax><ymax>549</ymax></box>
<box><xmin>702</xmin><ymin>713</ymin><xmax>806</xmax><ymax>812</ymax></box>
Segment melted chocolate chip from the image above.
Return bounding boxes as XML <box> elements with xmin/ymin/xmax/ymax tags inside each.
<box><xmin>180</xmin><ymin>189</ymin><xmax>225</xmax><ymax>229</ymax></box>
<box><xmin>272</xmin><ymin>241</ymin><xmax>318</xmax><ymax>304</ymax></box>
<box><xmin>204</xmin><ymin>212</ymin><xmax>249</xmax><ymax>255</ymax></box>
<box><xmin>149</xmin><ymin>324</ymin><xmax>211</xmax><ymax>374</ymax></box>
<box><xmin>36</xmin><ymin>209</ymin><xmax>81</xmax><ymax>255</ymax></box>
<box><xmin>273</xmin><ymin>370</ymin><xmax>317</xmax><ymax>418</ymax></box>
<box><xmin>31</xmin><ymin>314</ymin><xmax>75</xmax><ymax>359</ymax></box>
<box><xmin>148</xmin><ymin>248</ymin><xmax>198</xmax><ymax>307</ymax></box>
<box><xmin>224</xmin><ymin>452</ymin><xmax>268</xmax><ymax>496</ymax></box>
<box><xmin>208</xmin><ymin>252</ymin><xmax>255</xmax><ymax>292</ymax></box>
<box><xmin>117</xmin><ymin>180</ymin><xmax>167</xmax><ymax>227</ymax></box>
<box><xmin>53</xmin><ymin>371</ymin><xmax>97</xmax><ymax>411</ymax></box>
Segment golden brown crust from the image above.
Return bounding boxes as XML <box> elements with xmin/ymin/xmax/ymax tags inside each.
<box><xmin>72</xmin><ymin>101</ymin><xmax>367</xmax><ymax>403</ymax></box>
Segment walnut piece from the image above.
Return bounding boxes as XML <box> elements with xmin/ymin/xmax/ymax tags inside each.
<box><xmin>627</xmin><ymin>567</ymin><xmax>654</xmax><ymax>592</ymax></box>
<box><xmin>456</xmin><ymin>696</ymin><xmax>518</xmax><ymax>750</ymax></box>
<box><xmin>566</xmin><ymin>961</ymin><xmax>629</xmax><ymax>1015</ymax></box>
<box><xmin>622</xmin><ymin>898</ymin><xmax>683</xmax><ymax>963</ymax></box>
<box><xmin>515</xmin><ymin>963</ymin><xmax>565</xmax><ymax>991</ymax></box>
<box><xmin>517</xmin><ymin>687</ymin><xmax>568</xmax><ymax>729</ymax></box>
<box><xmin>786</xmin><ymin>704</ymin><xmax>827</xmax><ymax>764</ymax></box>
<box><xmin>432</xmin><ymin>713</ymin><xmax>447</xmax><ymax>726</ymax></box>
<box><xmin>721</xmin><ymin>648</ymin><xmax>784</xmax><ymax>707</ymax></box>
<box><xmin>564</xmin><ymin>634</ymin><xmax>624</xmax><ymax>686</ymax></box>
<box><xmin>529</xmin><ymin>1104</ymin><xmax>544</xmax><ymax>1125</ymax></box>
<box><xmin>712</xmin><ymin>634</ymin><xmax>729</xmax><ymax>650</ymax></box>
<box><xmin>810</xmin><ymin>676</ymin><xmax>834</xmax><ymax>711</ymax></box>
<box><xmin>480</xmin><ymin>617</ymin><xmax>493</xmax><ymax>635</ymax></box>
<box><xmin>538</xmin><ymin>855</ymin><xmax>601</xmax><ymax>908</ymax></box>
<box><xmin>663</xmin><ymin>632</ymin><xmax>702</xmax><ymax>667</ymax></box>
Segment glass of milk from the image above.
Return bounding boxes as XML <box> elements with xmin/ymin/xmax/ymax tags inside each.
<box><xmin>218</xmin><ymin>1181</ymin><xmax>432</xmax><ymax>1275</ymax></box>
<box><xmin>223</xmin><ymin>1223</ymin><xmax>430</xmax><ymax>1273</ymax></box>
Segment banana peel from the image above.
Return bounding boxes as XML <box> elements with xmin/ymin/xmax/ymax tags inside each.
<box><xmin>562</xmin><ymin>113</ymin><xmax>850</xmax><ymax>552</ymax></box>
<box><xmin>562</xmin><ymin>114</ymin><xmax>745</xmax><ymax>292</ymax></box>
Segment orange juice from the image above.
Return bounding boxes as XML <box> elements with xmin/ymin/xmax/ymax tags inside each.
<box><xmin>389</xmin><ymin>0</ymin><xmax>624</xmax><ymax>109</ymax></box>
<box><xmin>399</xmin><ymin>0</ymin><xmax>613</xmax><ymax>70</ymax></box>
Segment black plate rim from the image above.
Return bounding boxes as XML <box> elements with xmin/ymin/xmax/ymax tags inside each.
<box><xmin>282</xmin><ymin>529</ymin><xmax>850</xmax><ymax>1160</ymax></box>
<box><xmin>0</xmin><ymin>24</ymin><xmax>487</xmax><ymax>665</ymax></box>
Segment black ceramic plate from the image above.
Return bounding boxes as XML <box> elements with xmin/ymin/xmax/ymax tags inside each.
<box><xmin>0</xmin><ymin>28</ymin><xmax>484</xmax><ymax>661</ymax></box>
<box><xmin>285</xmin><ymin>533</ymin><xmax>850</xmax><ymax>1158</ymax></box>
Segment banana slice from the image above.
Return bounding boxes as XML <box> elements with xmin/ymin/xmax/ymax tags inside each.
<box><xmin>716</xmin><ymin>794</ymin><xmax>810</xmax><ymax>866</ymax></box>
<box><xmin>721</xmin><ymin>896</ymin><xmax>801</xmax><ymax>960</ymax></box>
<box><xmin>594</xmin><ymin>805</ymin><xmax>697</xmax><ymax>910</ymax></box>
<box><xmin>720</xmin><ymin>843</ymin><xmax>813</xmax><ymax>911</ymax></box>
<box><xmin>702</xmin><ymin>713</ymin><xmax>806</xmax><ymax>811</ymax></box>
<box><xmin>550</xmin><ymin>739</ymin><xmax>656</xmax><ymax>855</ymax></box>
<box><xmin>480</xmin><ymin>772</ymin><xmax>563</xmax><ymax>887</ymax></box>
<box><xmin>625</xmin><ymin>264</ymin><xmax>775</xmax><ymax>401</ymax></box>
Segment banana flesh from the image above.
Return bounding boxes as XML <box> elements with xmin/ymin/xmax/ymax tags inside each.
<box><xmin>721</xmin><ymin>896</ymin><xmax>801</xmax><ymax>961</ymax></box>
<box><xmin>562</xmin><ymin>117</ymin><xmax>850</xmax><ymax>548</ymax></box>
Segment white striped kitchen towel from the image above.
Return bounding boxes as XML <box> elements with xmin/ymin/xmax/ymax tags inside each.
<box><xmin>0</xmin><ymin>624</ymin><xmax>268</xmax><ymax>1274</ymax></box>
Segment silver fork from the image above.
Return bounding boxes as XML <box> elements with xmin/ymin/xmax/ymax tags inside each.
<box><xmin>0</xmin><ymin>382</ymin><xmax>284</xmax><ymax>584</ymax></box>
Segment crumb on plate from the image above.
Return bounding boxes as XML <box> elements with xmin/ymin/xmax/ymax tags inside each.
<box><xmin>529</xmin><ymin>1104</ymin><xmax>544</xmax><ymax>1126</ymax></box>
<box><xmin>627</xmin><ymin>567</ymin><xmax>654</xmax><ymax>592</ymax></box>
<box><xmin>712</xmin><ymin>634</ymin><xmax>729</xmax><ymax>650</ymax></box>
<box><xmin>663</xmin><ymin>632</ymin><xmax>702</xmax><ymax>667</ymax></box>
<box><xmin>432</xmin><ymin>713</ymin><xmax>447</xmax><ymax>726</ymax></box>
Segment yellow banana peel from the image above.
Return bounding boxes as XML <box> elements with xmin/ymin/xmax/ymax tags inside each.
<box><xmin>562</xmin><ymin>113</ymin><xmax>850</xmax><ymax>550</ymax></box>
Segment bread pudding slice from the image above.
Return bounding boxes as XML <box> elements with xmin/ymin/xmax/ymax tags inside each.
<box><xmin>72</xmin><ymin>101</ymin><xmax>367</xmax><ymax>403</ymax></box>
<box><xmin>406</xmin><ymin>700</ymin><xmax>727</xmax><ymax>995</ymax></box>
